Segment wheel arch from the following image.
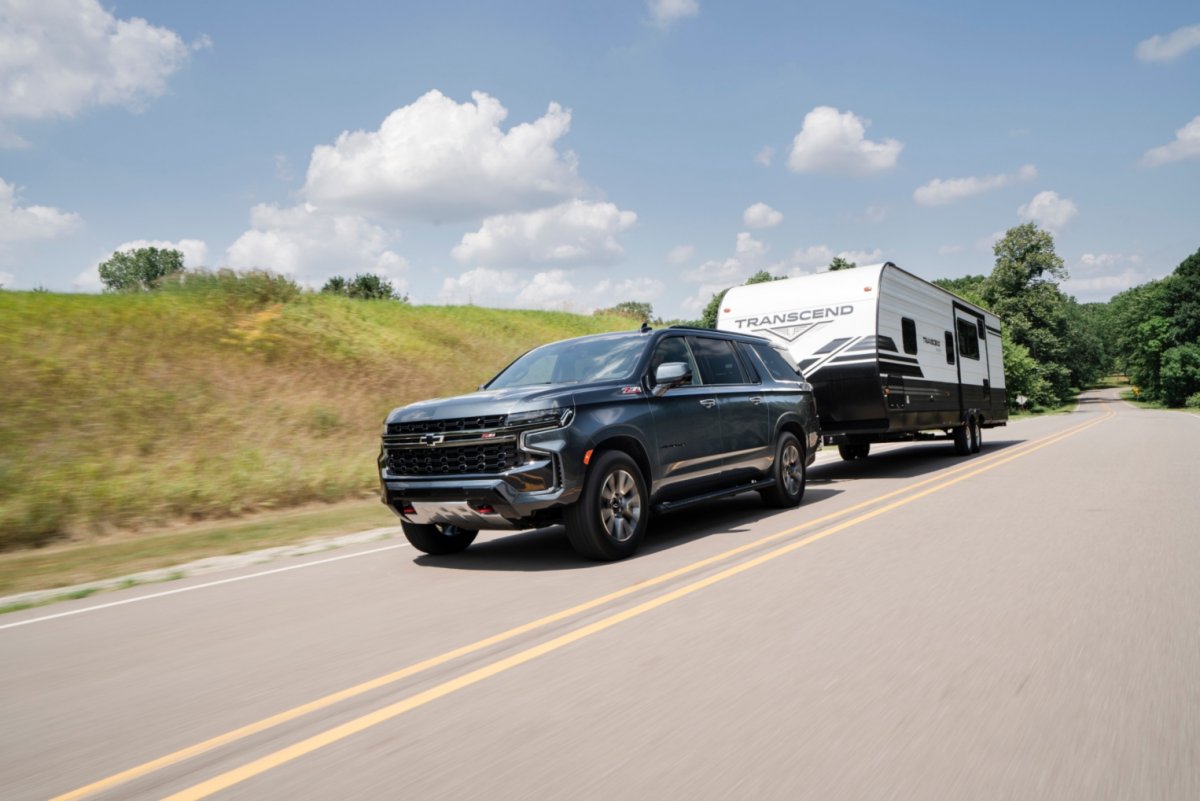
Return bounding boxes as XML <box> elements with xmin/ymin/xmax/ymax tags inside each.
<box><xmin>589</xmin><ymin>435</ymin><xmax>653</xmax><ymax>485</ymax></box>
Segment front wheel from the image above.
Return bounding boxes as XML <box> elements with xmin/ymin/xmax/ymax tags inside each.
<box><xmin>401</xmin><ymin>521</ymin><xmax>478</xmax><ymax>555</ymax></box>
<box><xmin>564</xmin><ymin>451</ymin><xmax>649</xmax><ymax>561</ymax></box>
<box><xmin>761</xmin><ymin>432</ymin><xmax>806</xmax><ymax>508</ymax></box>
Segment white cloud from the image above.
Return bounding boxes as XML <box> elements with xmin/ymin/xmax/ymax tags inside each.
<box><xmin>666</xmin><ymin>244</ymin><xmax>695</xmax><ymax>264</ymax></box>
<box><xmin>0</xmin><ymin>0</ymin><xmax>198</xmax><ymax>123</ymax></box>
<box><xmin>787</xmin><ymin>106</ymin><xmax>903</xmax><ymax>176</ymax></box>
<box><xmin>226</xmin><ymin>203</ymin><xmax>407</xmax><ymax>288</ymax></box>
<box><xmin>1079</xmin><ymin>252</ymin><xmax>1143</xmax><ymax>269</ymax></box>
<box><xmin>1018</xmin><ymin>190</ymin><xmax>1078</xmax><ymax>232</ymax></box>
<box><xmin>1136</xmin><ymin>24</ymin><xmax>1200</xmax><ymax>62</ymax></box>
<box><xmin>836</xmin><ymin>248</ymin><xmax>884</xmax><ymax>266</ymax></box>
<box><xmin>0</xmin><ymin>177</ymin><xmax>82</xmax><ymax>242</ymax></box>
<box><xmin>515</xmin><ymin>269</ymin><xmax>579</xmax><ymax>309</ymax></box>
<box><xmin>648</xmin><ymin>0</ymin><xmax>699</xmax><ymax>28</ymax></box>
<box><xmin>0</xmin><ymin>270</ymin><xmax>12</xmax><ymax>288</ymax></box>
<box><xmin>735</xmin><ymin>231</ymin><xmax>767</xmax><ymax>258</ymax></box>
<box><xmin>1062</xmin><ymin>255</ymin><xmax>1162</xmax><ymax>301</ymax></box>
<box><xmin>452</xmin><ymin>199</ymin><xmax>636</xmax><ymax>268</ymax></box>
<box><xmin>439</xmin><ymin>267</ymin><xmax>517</xmax><ymax>305</ymax></box>
<box><xmin>303</xmin><ymin>90</ymin><xmax>582</xmax><ymax>224</ymax></box>
<box><xmin>595</xmin><ymin>276</ymin><xmax>665</xmax><ymax>302</ymax></box>
<box><xmin>767</xmin><ymin>245</ymin><xmax>881</xmax><ymax>277</ymax></box>
<box><xmin>755</xmin><ymin>146</ymin><xmax>775</xmax><ymax>166</ymax></box>
<box><xmin>439</xmin><ymin>268</ymin><xmax>662</xmax><ymax>311</ymax></box>
<box><xmin>686</xmin><ymin>257</ymin><xmax>746</xmax><ymax>285</ymax></box>
<box><xmin>913</xmin><ymin>164</ymin><xmax>1037</xmax><ymax>206</ymax></box>
<box><xmin>743</xmin><ymin>202</ymin><xmax>783</xmax><ymax>229</ymax></box>
<box><xmin>1141</xmin><ymin>115</ymin><xmax>1200</xmax><ymax>166</ymax></box>
<box><xmin>976</xmin><ymin>230</ymin><xmax>1005</xmax><ymax>251</ymax></box>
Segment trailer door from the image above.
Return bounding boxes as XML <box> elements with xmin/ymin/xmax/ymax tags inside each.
<box><xmin>953</xmin><ymin>306</ymin><xmax>988</xmax><ymax>411</ymax></box>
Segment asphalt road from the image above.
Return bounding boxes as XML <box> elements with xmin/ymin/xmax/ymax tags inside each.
<box><xmin>3</xmin><ymin>388</ymin><xmax>1197</xmax><ymax>801</ymax></box>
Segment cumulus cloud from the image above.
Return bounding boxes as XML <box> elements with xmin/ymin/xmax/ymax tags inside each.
<box><xmin>1136</xmin><ymin>24</ymin><xmax>1200</xmax><ymax>62</ymax></box>
<box><xmin>735</xmin><ymin>232</ymin><xmax>767</xmax><ymax>258</ymax></box>
<box><xmin>1141</xmin><ymin>115</ymin><xmax>1200</xmax><ymax>166</ymax></box>
<box><xmin>666</xmin><ymin>244</ymin><xmax>695</xmax><ymax>264</ymax></box>
<box><xmin>1064</xmin><ymin>254</ymin><xmax>1161</xmax><ymax>301</ymax></box>
<box><xmin>303</xmin><ymin>90</ymin><xmax>583</xmax><ymax>224</ymax></box>
<box><xmin>765</xmin><ymin>245</ymin><xmax>882</xmax><ymax>278</ymax></box>
<box><xmin>755</xmin><ymin>146</ymin><xmax>775</xmax><ymax>166</ymax></box>
<box><xmin>787</xmin><ymin>106</ymin><xmax>902</xmax><ymax>176</ymax></box>
<box><xmin>452</xmin><ymin>199</ymin><xmax>636</xmax><ymax>268</ymax></box>
<box><xmin>0</xmin><ymin>0</ymin><xmax>200</xmax><ymax>124</ymax></box>
<box><xmin>1018</xmin><ymin>190</ymin><xmax>1078</xmax><ymax>232</ymax></box>
<box><xmin>439</xmin><ymin>267</ymin><xmax>661</xmax><ymax>312</ymax></box>
<box><xmin>743</xmin><ymin>202</ymin><xmax>783</xmax><ymax>229</ymax></box>
<box><xmin>648</xmin><ymin>0</ymin><xmax>699</xmax><ymax>28</ymax></box>
<box><xmin>913</xmin><ymin>164</ymin><xmax>1037</xmax><ymax>206</ymax></box>
<box><xmin>0</xmin><ymin>177</ymin><xmax>82</xmax><ymax>242</ymax></box>
<box><xmin>226</xmin><ymin>203</ymin><xmax>407</xmax><ymax>288</ymax></box>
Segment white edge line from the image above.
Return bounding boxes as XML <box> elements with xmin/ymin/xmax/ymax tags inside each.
<box><xmin>0</xmin><ymin>542</ymin><xmax>410</xmax><ymax>632</ymax></box>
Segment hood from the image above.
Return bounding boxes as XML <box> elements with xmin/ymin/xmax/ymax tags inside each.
<box><xmin>386</xmin><ymin>384</ymin><xmax>577</xmax><ymax>424</ymax></box>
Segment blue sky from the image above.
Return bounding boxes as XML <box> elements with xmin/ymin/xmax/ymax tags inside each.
<box><xmin>1</xmin><ymin>0</ymin><xmax>1197</xmax><ymax>317</ymax></box>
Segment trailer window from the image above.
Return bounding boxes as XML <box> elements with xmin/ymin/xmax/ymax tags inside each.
<box><xmin>901</xmin><ymin>317</ymin><xmax>918</xmax><ymax>354</ymax></box>
<box><xmin>944</xmin><ymin>331</ymin><xmax>955</xmax><ymax>364</ymax></box>
<box><xmin>977</xmin><ymin>319</ymin><xmax>986</xmax><ymax>340</ymax></box>
<box><xmin>957</xmin><ymin>318</ymin><xmax>980</xmax><ymax>360</ymax></box>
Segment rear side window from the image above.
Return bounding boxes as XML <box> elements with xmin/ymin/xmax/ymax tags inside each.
<box><xmin>944</xmin><ymin>331</ymin><xmax>955</xmax><ymax>364</ymax></box>
<box><xmin>956</xmin><ymin>318</ymin><xmax>980</xmax><ymax>360</ymax></box>
<box><xmin>751</xmin><ymin>343</ymin><xmax>804</xmax><ymax>382</ymax></box>
<box><xmin>688</xmin><ymin>337</ymin><xmax>748</xmax><ymax>385</ymax></box>
<box><xmin>901</xmin><ymin>317</ymin><xmax>918</xmax><ymax>355</ymax></box>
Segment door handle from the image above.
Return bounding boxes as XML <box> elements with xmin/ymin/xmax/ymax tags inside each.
<box><xmin>750</xmin><ymin>396</ymin><xmax>763</xmax><ymax>405</ymax></box>
<box><xmin>699</xmin><ymin>398</ymin><xmax>717</xmax><ymax>409</ymax></box>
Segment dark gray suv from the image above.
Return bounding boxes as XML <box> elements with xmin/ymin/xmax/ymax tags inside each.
<box><xmin>378</xmin><ymin>326</ymin><xmax>819</xmax><ymax>560</ymax></box>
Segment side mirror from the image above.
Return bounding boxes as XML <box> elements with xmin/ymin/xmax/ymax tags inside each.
<box><xmin>652</xmin><ymin>362</ymin><xmax>691</xmax><ymax>396</ymax></box>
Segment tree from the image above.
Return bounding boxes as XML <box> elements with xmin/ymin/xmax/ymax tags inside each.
<box><xmin>827</xmin><ymin>257</ymin><xmax>856</xmax><ymax>271</ymax></box>
<box><xmin>595</xmin><ymin>301</ymin><xmax>654</xmax><ymax>322</ymax></box>
<box><xmin>1160</xmin><ymin>344</ymin><xmax>1200</xmax><ymax>406</ymax></box>
<box><xmin>98</xmin><ymin>247</ymin><xmax>185</xmax><ymax>292</ymax></box>
<box><xmin>321</xmin><ymin>273</ymin><xmax>406</xmax><ymax>301</ymax></box>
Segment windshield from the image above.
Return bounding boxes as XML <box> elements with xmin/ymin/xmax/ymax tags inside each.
<box><xmin>487</xmin><ymin>335</ymin><xmax>647</xmax><ymax>389</ymax></box>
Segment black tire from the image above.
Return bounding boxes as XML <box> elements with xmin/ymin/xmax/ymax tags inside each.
<box><xmin>761</xmin><ymin>432</ymin><xmax>806</xmax><ymax>508</ymax></box>
<box><xmin>564</xmin><ymin>451</ymin><xmax>648</xmax><ymax>561</ymax></box>
<box><xmin>838</xmin><ymin>443</ymin><xmax>857</xmax><ymax>461</ymax></box>
<box><xmin>971</xmin><ymin>417</ymin><xmax>982</xmax><ymax>453</ymax></box>
<box><xmin>854</xmin><ymin>442</ymin><xmax>870</xmax><ymax>459</ymax></box>
<box><xmin>953</xmin><ymin>421</ymin><xmax>970</xmax><ymax>455</ymax></box>
<box><xmin>400</xmin><ymin>521</ymin><xmax>478</xmax><ymax>555</ymax></box>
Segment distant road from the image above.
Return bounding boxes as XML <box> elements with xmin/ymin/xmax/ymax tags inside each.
<box><xmin>3</xmin><ymin>388</ymin><xmax>1197</xmax><ymax>801</ymax></box>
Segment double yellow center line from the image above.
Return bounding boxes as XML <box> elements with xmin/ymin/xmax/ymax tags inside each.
<box><xmin>54</xmin><ymin>410</ymin><xmax>1113</xmax><ymax>801</ymax></box>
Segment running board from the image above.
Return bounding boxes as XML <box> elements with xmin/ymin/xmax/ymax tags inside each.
<box><xmin>653</xmin><ymin>478</ymin><xmax>775</xmax><ymax>514</ymax></box>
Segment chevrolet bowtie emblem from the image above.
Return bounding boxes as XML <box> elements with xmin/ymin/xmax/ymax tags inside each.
<box><xmin>421</xmin><ymin>433</ymin><xmax>445</xmax><ymax>446</ymax></box>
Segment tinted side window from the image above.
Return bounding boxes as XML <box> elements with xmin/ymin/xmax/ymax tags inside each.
<box><xmin>901</xmin><ymin>317</ymin><xmax>918</xmax><ymax>355</ymax></box>
<box><xmin>648</xmin><ymin>336</ymin><xmax>700</xmax><ymax>386</ymax></box>
<box><xmin>944</xmin><ymin>331</ymin><xmax>955</xmax><ymax>364</ymax></box>
<box><xmin>688</xmin><ymin>337</ymin><xmax>747</xmax><ymax>385</ymax></box>
<box><xmin>751</xmin><ymin>343</ymin><xmax>804</xmax><ymax>382</ymax></box>
<box><xmin>957</xmin><ymin>318</ymin><xmax>979</xmax><ymax>360</ymax></box>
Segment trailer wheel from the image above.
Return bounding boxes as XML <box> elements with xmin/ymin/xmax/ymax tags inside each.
<box><xmin>953</xmin><ymin>422</ymin><xmax>971</xmax><ymax>455</ymax></box>
<box><xmin>970</xmin><ymin>417</ymin><xmax>982</xmax><ymax>453</ymax></box>
<box><xmin>838</xmin><ymin>443</ymin><xmax>857</xmax><ymax>461</ymax></box>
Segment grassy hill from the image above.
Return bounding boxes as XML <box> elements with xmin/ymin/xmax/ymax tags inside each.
<box><xmin>0</xmin><ymin>277</ymin><xmax>630</xmax><ymax>550</ymax></box>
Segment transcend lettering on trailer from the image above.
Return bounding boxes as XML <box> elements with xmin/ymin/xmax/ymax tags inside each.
<box><xmin>732</xmin><ymin>305</ymin><xmax>855</xmax><ymax>329</ymax></box>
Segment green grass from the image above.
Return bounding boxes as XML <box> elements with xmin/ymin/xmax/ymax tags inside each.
<box><xmin>0</xmin><ymin>498</ymin><xmax>400</xmax><ymax>596</ymax></box>
<box><xmin>0</xmin><ymin>284</ymin><xmax>631</xmax><ymax>551</ymax></box>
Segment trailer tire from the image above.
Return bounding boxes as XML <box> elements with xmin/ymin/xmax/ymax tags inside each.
<box><xmin>953</xmin><ymin>422</ymin><xmax>971</xmax><ymax>455</ymax></box>
<box><xmin>837</xmin><ymin>442</ymin><xmax>870</xmax><ymax>461</ymax></box>
<box><xmin>971</xmin><ymin>417</ymin><xmax>982</xmax><ymax>453</ymax></box>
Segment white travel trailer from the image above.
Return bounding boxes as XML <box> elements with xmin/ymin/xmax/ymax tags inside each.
<box><xmin>717</xmin><ymin>262</ymin><xmax>1006</xmax><ymax>459</ymax></box>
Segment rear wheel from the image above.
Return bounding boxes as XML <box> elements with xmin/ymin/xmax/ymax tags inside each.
<box><xmin>564</xmin><ymin>451</ymin><xmax>648</xmax><ymax>561</ymax></box>
<box><xmin>400</xmin><ymin>521</ymin><xmax>478</xmax><ymax>555</ymax></box>
<box><xmin>953</xmin><ymin>421</ymin><xmax>971</xmax><ymax>455</ymax></box>
<box><xmin>761</xmin><ymin>432</ymin><xmax>806</xmax><ymax>508</ymax></box>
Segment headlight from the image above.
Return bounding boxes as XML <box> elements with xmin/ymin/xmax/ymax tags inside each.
<box><xmin>506</xmin><ymin>408</ymin><xmax>573</xmax><ymax>428</ymax></box>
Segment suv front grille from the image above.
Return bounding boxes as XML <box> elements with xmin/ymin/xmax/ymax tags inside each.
<box><xmin>387</xmin><ymin>415</ymin><xmax>507</xmax><ymax>435</ymax></box>
<box><xmin>386</xmin><ymin>441</ymin><xmax>521</xmax><ymax>476</ymax></box>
